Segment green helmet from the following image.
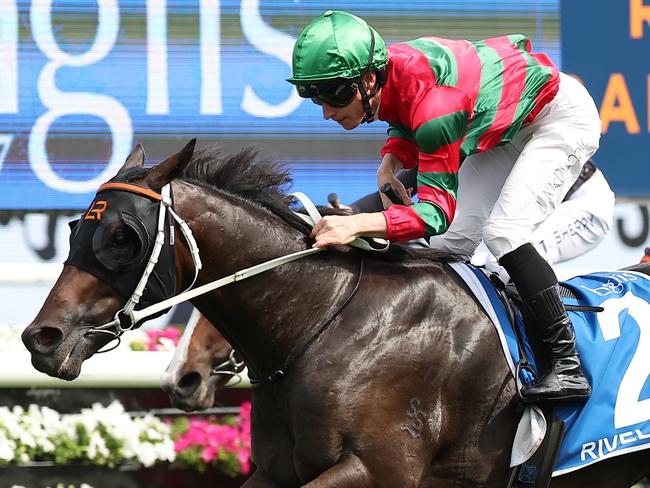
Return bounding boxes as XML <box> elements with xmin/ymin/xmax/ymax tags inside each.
<box><xmin>287</xmin><ymin>10</ymin><xmax>387</xmax><ymax>85</ymax></box>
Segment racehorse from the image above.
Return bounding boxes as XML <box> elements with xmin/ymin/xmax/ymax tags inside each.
<box><xmin>22</xmin><ymin>141</ymin><xmax>650</xmax><ymax>487</ymax></box>
<box><xmin>160</xmin><ymin>309</ymin><xmax>244</xmax><ymax>411</ymax></box>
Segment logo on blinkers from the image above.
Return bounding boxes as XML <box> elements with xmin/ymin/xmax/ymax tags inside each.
<box><xmin>84</xmin><ymin>200</ymin><xmax>108</xmax><ymax>220</ymax></box>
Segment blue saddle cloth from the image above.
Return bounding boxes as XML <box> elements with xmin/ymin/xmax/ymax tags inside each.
<box><xmin>456</xmin><ymin>265</ymin><xmax>650</xmax><ymax>476</ymax></box>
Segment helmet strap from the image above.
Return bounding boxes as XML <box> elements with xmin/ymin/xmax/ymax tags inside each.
<box><xmin>358</xmin><ymin>81</ymin><xmax>375</xmax><ymax>123</ymax></box>
<box><xmin>358</xmin><ymin>68</ymin><xmax>387</xmax><ymax>123</ymax></box>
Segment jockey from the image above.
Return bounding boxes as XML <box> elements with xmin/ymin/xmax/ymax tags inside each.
<box><xmin>288</xmin><ymin>10</ymin><xmax>602</xmax><ymax>402</ymax></box>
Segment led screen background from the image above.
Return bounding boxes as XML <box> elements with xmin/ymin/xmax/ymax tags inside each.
<box><xmin>0</xmin><ymin>0</ymin><xmax>560</xmax><ymax>209</ymax></box>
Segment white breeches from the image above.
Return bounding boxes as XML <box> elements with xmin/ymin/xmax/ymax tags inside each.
<box><xmin>471</xmin><ymin>169</ymin><xmax>615</xmax><ymax>280</ymax></box>
<box><xmin>428</xmin><ymin>73</ymin><xmax>603</xmax><ymax>261</ymax></box>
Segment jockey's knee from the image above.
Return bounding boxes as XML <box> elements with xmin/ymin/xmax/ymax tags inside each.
<box><xmin>428</xmin><ymin>231</ymin><xmax>480</xmax><ymax>260</ymax></box>
<box><xmin>482</xmin><ymin>220</ymin><xmax>531</xmax><ymax>262</ymax></box>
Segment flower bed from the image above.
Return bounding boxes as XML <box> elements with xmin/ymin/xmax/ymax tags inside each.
<box><xmin>0</xmin><ymin>400</ymin><xmax>252</xmax><ymax>478</ymax></box>
<box><xmin>173</xmin><ymin>402</ymin><xmax>251</xmax><ymax>476</ymax></box>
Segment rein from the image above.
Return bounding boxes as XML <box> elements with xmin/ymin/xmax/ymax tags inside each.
<box><xmin>82</xmin><ymin>183</ymin><xmax>387</xmax><ymax>359</ymax></box>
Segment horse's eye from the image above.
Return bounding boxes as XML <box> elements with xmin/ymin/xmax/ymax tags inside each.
<box><xmin>107</xmin><ymin>224</ymin><xmax>140</xmax><ymax>260</ymax></box>
<box><xmin>93</xmin><ymin>219</ymin><xmax>146</xmax><ymax>271</ymax></box>
<box><xmin>111</xmin><ymin>229</ymin><xmax>130</xmax><ymax>249</ymax></box>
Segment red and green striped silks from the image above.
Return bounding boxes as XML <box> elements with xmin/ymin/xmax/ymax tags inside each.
<box><xmin>377</xmin><ymin>34</ymin><xmax>559</xmax><ymax>240</ymax></box>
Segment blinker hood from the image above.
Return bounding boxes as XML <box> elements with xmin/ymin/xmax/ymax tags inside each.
<box><xmin>65</xmin><ymin>186</ymin><xmax>176</xmax><ymax>311</ymax></box>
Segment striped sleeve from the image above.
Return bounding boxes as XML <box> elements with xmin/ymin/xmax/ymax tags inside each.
<box><xmin>383</xmin><ymin>87</ymin><xmax>469</xmax><ymax>241</ymax></box>
<box><xmin>380</xmin><ymin>124</ymin><xmax>419</xmax><ymax>169</ymax></box>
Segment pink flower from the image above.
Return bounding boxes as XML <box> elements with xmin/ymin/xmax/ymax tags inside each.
<box><xmin>145</xmin><ymin>326</ymin><xmax>182</xmax><ymax>351</ymax></box>
<box><xmin>173</xmin><ymin>404</ymin><xmax>253</xmax><ymax>475</ymax></box>
<box><xmin>237</xmin><ymin>450</ymin><xmax>251</xmax><ymax>474</ymax></box>
<box><xmin>201</xmin><ymin>445</ymin><xmax>218</xmax><ymax>462</ymax></box>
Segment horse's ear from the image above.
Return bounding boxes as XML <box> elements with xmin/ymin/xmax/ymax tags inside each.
<box><xmin>146</xmin><ymin>139</ymin><xmax>196</xmax><ymax>190</ymax></box>
<box><xmin>121</xmin><ymin>144</ymin><xmax>146</xmax><ymax>171</ymax></box>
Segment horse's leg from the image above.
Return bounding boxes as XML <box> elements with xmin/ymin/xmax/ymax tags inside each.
<box><xmin>301</xmin><ymin>454</ymin><xmax>372</xmax><ymax>487</ymax></box>
<box><xmin>241</xmin><ymin>470</ymin><xmax>280</xmax><ymax>488</ymax></box>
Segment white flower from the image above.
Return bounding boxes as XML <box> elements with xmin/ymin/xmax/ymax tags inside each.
<box><xmin>0</xmin><ymin>433</ymin><xmax>16</xmax><ymax>461</ymax></box>
<box><xmin>136</xmin><ymin>443</ymin><xmax>158</xmax><ymax>467</ymax></box>
<box><xmin>87</xmin><ymin>431</ymin><xmax>110</xmax><ymax>461</ymax></box>
<box><xmin>0</xmin><ymin>408</ymin><xmax>21</xmax><ymax>439</ymax></box>
<box><xmin>155</xmin><ymin>437</ymin><xmax>176</xmax><ymax>463</ymax></box>
<box><xmin>18</xmin><ymin>430</ymin><xmax>35</xmax><ymax>449</ymax></box>
<box><xmin>76</xmin><ymin>411</ymin><xmax>99</xmax><ymax>435</ymax></box>
<box><xmin>58</xmin><ymin>416</ymin><xmax>80</xmax><ymax>441</ymax></box>
<box><xmin>0</xmin><ymin>398</ymin><xmax>183</xmax><ymax>468</ymax></box>
<box><xmin>36</xmin><ymin>437</ymin><xmax>55</xmax><ymax>453</ymax></box>
<box><xmin>144</xmin><ymin>426</ymin><xmax>163</xmax><ymax>441</ymax></box>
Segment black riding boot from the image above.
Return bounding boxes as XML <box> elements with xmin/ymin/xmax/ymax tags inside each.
<box><xmin>519</xmin><ymin>285</ymin><xmax>591</xmax><ymax>402</ymax></box>
<box><xmin>499</xmin><ymin>243</ymin><xmax>591</xmax><ymax>403</ymax></box>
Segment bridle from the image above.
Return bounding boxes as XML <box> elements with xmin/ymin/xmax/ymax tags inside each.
<box><xmin>81</xmin><ymin>182</ymin><xmax>202</xmax><ymax>352</ymax></box>
<box><xmin>211</xmin><ymin>349</ymin><xmax>246</xmax><ymax>386</ymax></box>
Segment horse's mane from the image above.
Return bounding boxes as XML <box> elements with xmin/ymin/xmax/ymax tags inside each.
<box><xmin>131</xmin><ymin>144</ymin><xmax>459</xmax><ymax>264</ymax></box>
<box><xmin>181</xmin><ymin>144</ymin><xmax>317</xmax><ymax>233</ymax></box>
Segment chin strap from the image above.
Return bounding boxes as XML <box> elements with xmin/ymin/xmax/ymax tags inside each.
<box><xmin>358</xmin><ymin>69</ymin><xmax>387</xmax><ymax>124</ymax></box>
<box><xmin>359</xmin><ymin>81</ymin><xmax>378</xmax><ymax>123</ymax></box>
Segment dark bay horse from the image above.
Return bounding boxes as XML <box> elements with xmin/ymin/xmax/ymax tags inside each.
<box><xmin>160</xmin><ymin>309</ymin><xmax>244</xmax><ymax>411</ymax></box>
<box><xmin>22</xmin><ymin>141</ymin><xmax>650</xmax><ymax>487</ymax></box>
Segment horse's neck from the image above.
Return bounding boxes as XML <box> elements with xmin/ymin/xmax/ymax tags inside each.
<box><xmin>174</xmin><ymin>183</ymin><xmax>356</xmax><ymax>377</ymax></box>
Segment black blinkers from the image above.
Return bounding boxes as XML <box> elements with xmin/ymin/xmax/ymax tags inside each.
<box><xmin>65</xmin><ymin>186</ymin><xmax>176</xmax><ymax>310</ymax></box>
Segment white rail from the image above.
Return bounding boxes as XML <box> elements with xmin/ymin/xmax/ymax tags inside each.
<box><xmin>0</xmin><ymin>262</ymin><xmax>62</xmax><ymax>284</ymax></box>
<box><xmin>0</xmin><ymin>350</ymin><xmax>250</xmax><ymax>388</ymax></box>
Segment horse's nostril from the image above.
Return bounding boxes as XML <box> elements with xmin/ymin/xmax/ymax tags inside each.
<box><xmin>176</xmin><ymin>371</ymin><xmax>202</xmax><ymax>397</ymax></box>
<box><xmin>34</xmin><ymin>327</ymin><xmax>63</xmax><ymax>348</ymax></box>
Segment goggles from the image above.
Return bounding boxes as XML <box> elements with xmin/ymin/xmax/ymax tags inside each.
<box><xmin>296</xmin><ymin>80</ymin><xmax>358</xmax><ymax>108</ymax></box>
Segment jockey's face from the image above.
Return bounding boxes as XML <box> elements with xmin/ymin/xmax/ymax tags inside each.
<box><xmin>320</xmin><ymin>73</ymin><xmax>381</xmax><ymax>130</ymax></box>
<box><xmin>321</xmin><ymin>97</ymin><xmax>366</xmax><ymax>130</ymax></box>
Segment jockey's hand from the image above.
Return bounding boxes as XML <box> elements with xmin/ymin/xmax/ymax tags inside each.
<box><xmin>378</xmin><ymin>177</ymin><xmax>413</xmax><ymax>209</ymax></box>
<box><xmin>377</xmin><ymin>154</ymin><xmax>413</xmax><ymax>209</ymax></box>
<box><xmin>310</xmin><ymin>213</ymin><xmax>387</xmax><ymax>248</ymax></box>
